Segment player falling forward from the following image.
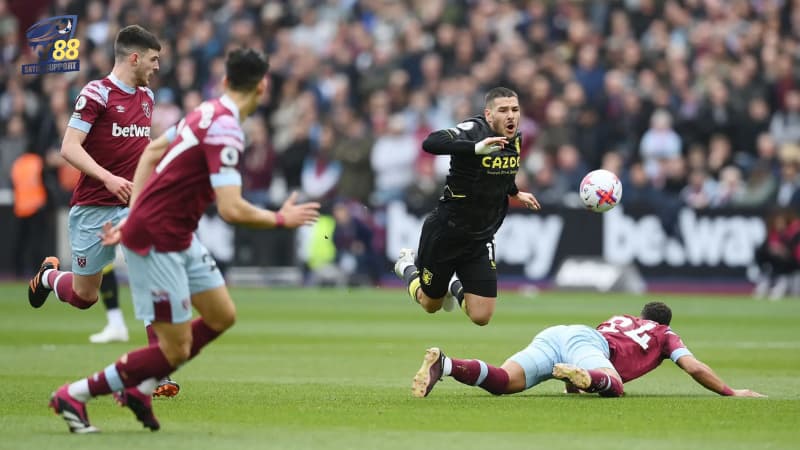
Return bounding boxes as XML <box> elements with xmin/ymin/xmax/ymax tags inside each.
<box><xmin>48</xmin><ymin>48</ymin><xmax>320</xmax><ymax>433</ymax></box>
<box><xmin>394</xmin><ymin>87</ymin><xmax>540</xmax><ymax>325</ymax></box>
<box><xmin>412</xmin><ymin>302</ymin><xmax>764</xmax><ymax>398</ymax></box>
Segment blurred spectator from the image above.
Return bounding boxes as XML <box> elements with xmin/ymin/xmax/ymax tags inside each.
<box><xmin>0</xmin><ymin>114</ymin><xmax>26</xmax><ymax>189</ymax></box>
<box><xmin>369</xmin><ymin>114</ymin><xmax>418</xmax><ymax>206</ymax></box>
<box><xmin>681</xmin><ymin>169</ymin><xmax>717</xmax><ymax>210</ymax></box>
<box><xmin>775</xmin><ymin>158</ymin><xmax>800</xmax><ymax>208</ymax></box>
<box><xmin>10</xmin><ymin>151</ymin><xmax>48</xmax><ymax>277</ymax></box>
<box><xmin>554</xmin><ymin>144</ymin><xmax>588</xmax><ymax>191</ymax></box>
<box><xmin>710</xmin><ymin>165</ymin><xmax>746</xmax><ymax>208</ymax></box>
<box><xmin>706</xmin><ymin>134</ymin><xmax>734</xmax><ymax>179</ymax></box>
<box><xmin>696</xmin><ymin>78</ymin><xmax>737</xmax><ymax>144</ymax></box>
<box><xmin>739</xmin><ymin>161</ymin><xmax>779</xmax><ymax>208</ymax></box>
<box><xmin>241</xmin><ymin>115</ymin><xmax>277</xmax><ymax>207</ymax></box>
<box><xmin>752</xmin><ymin>209</ymin><xmax>800</xmax><ymax>300</ymax></box>
<box><xmin>301</xmin><ymin>122</ymin><xmax>341</xmax><ymax>202</ymax></box>
<box><xmin>332</xmin><ymin>201</ymin><xmax>379</xmax><ymax>286</ymax></box>
<box><xmin>639</xmin><ymin>109</ymin><xmax>682</xmax><ymax>182</ymax></box>
<box><xmin>734</xmin><ymin>97</ymin><xmax>772</xmax><ymax>163</ymax></box>
<box><xmin>535</xmin><ymin>99</ymin><xmax>572</xmax><ymax>155</ymax></box>
<box><xmin>526</xmin><ymin>156</ymin><xmax>569</xmax><ymax>207</ymax></box>
<box><xmin>331</xmin><ymin>110</ymin><xmax>374</xmax><ymax>205</ymax></box>
<box><xmin>770</xmin><ymin>89</ymin><xmax>800</xmax><ymax>147</ymax></box>
<box><xmin>623</xmin><ymin>162</ymin><xmax>661</xmax><ymax>207</ymax></box>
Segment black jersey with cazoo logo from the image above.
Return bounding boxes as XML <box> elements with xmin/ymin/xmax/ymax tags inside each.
<box><xmin>423</xmin><ymin>115</ymin><xmax>521</xmax><ymax>240</ymax></box>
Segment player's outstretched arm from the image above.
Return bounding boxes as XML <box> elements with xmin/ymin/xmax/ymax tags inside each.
<box><xmin>216</xmin><ymin>187</ymin><xmax>320</xmax><ymax>229</ymax></box>
<box><xmin>129</xmin><ymin>132</ymin><xmax>172</xmax><ymax>209</ymax></box>
<box><xmin>61</xmin><ymin>127</ymin><xmax>132</xmax><ymax>203</ymax></box>
<box><xmin>676</xmin><ymin>355</ymin><xmax>765</xmax><ymax>397</ymax></box>
<box><xmin>421</xmin><ymin>127</ymin><xmax>507</xmax><ymax>156</ymax></box>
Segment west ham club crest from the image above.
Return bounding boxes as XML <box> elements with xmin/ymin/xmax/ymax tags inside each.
<box><xmin>142</xmin><ymin>101</ymin><xmax>151</xmax><ymax>118</ymax></box>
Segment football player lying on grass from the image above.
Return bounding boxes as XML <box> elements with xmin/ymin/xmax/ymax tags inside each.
<box><xmin>412</xmin><ymin>301</ymin><xmax>764</xmax><ymax>398</ymax></box>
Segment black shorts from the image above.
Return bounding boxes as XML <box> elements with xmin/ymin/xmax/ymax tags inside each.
<box><xmin>415</xmin><ymin>210</ymin><xmax>497</xmax><ymax>299</ymax></box>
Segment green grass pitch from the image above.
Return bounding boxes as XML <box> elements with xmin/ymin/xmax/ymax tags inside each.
<box><xmin>0</xmin><ymin>282</ymin><xmax>798</xmax><ymax>449</ymax></box>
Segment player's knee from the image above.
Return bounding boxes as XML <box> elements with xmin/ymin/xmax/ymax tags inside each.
<box><xmin>202</xmin><ymin>312</ymin><xmax>236</xmax><ymax>333</ymax></box>
<box><xmin>466</xmin><ymin>305</ymin><xmax>494</xmax><ymax>326</ymax></box>
<box><xmin>216</xmin><ymin>310</ymin><xmax>236</xmax><ymax>331</ymax></box>
<box><xmin>161</xmin><ymin>341</ymin><xmax>192</xmax><ymax>366</ymax></box>
<box><xmin>73</xmin><ymin>285</ymin><xmax>99</xmax><ymax>303</ymax></box>
<box><xmin>469</xmin><ymin>314</ymin><xmax>492</xmax><ymax>326</ymax></box>
<box><xmin>463</xmin><ymin>295</ymin><xmax>496</xmax><ymax>326</ymax></box>
<box><xmin>421</xmin><ymin>302</ymin><xmax>441</xmax><ymax>313</ymax></box>
<box><xmin>418</xmin><ymin>296</ymin><xmax>443</xmax><ymax>313</ymax></box>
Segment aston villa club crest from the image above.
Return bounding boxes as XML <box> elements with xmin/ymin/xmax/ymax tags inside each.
<box><xmin>76</xmin><ymin>256</ymin><xmax>86</xmax><ymax>268</ymax></box>
<box><xmin>142</xmin><ymin>101</ymin><xmax>151</xmax><ymax>118</ymax></box>
<box><xmin>421</xmin><ymin>268</ymin><xmax>433</xmax><ymax>286</ymax></box>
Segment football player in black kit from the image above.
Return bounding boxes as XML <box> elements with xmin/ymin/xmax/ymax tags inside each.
<box><xmin>394</xmin><ymin>87</ymin><xmax>540</xmax><ymax>325</ymax></box>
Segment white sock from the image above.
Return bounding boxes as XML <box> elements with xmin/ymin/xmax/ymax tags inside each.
<box><xmin>136</xmin><ymin>377</ymin><xmax>158</xmax><ymax>396</ymax></box>
<box><xmin>52</xmin><ymin>272</ymin><xmax>69</xmax><ymax>301</ymax></box>
<box><xmin>474</xmin><ymin>360</ymin><xmax>488</xmax><ymax>385</ymax></box>
<box><xmin>67</xmin><ymin>379</ymin><xmax>91</xmax><ymax>403</ymax></box>
<box><xmin>443</xmin><ymin>356</ymin><xmax>453</xmax><ymax>376</ymax></box>
<box><xmin>106</xmin><ymin>308</ymin><xmax>126</xmax><ymax>328</ymax></box>
<box><xmin>41</xmin><ymin>269</ymin><xmax>54</xmax><ymax>289</ymax></box>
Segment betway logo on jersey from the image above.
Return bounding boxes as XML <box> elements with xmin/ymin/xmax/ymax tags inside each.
<box><xmin>112</xmin><ymin>122</ymin><xmax>150</xmax><ymax>137</ymax></box>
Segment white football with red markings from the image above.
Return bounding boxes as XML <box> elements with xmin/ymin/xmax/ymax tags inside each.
<box><xmin>579</xmin><ymin>169</ymin><xmax>622</xmax><ymax>213</ymax></box>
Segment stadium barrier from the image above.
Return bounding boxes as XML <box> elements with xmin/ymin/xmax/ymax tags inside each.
<box><xmin>0</xmin><ymin>204</ymin><xmax>768</xmax><ymax>284</ymax></box>
<box><xmin>384</xmin><ymin>202</ymin><xmax>767</xmax><ymax>281</ymax></box>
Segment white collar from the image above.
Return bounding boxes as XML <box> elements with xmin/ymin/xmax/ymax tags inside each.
<box><xmin>219</xmin><ymin>94</ymin><xmax>240</xmax><ymax>122</ymax></box>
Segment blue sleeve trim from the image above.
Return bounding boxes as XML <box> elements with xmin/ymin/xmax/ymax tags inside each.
<box><xmin>164</xmin><ymin>126</ymin><xmax>177</xmax><ymax>144</ymax></box>
<box><xmin>67</xmin><ymin>118</ymin><xmax>92</xmax><ymax>133</ymax></box>
<box><xmin>210</xmin><ymin>172</ymin><xmax>242</xmax><ymax>187</ymax></box>
<box><xmin>670</xmin><ymin>348</ymin><xmax>692</xmax><ymax>363</ymax></box>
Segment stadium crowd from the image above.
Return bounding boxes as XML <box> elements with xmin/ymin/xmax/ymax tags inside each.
<box><xmin>1</xmin><ymin>0</ymin><xmax>799</xmax><ymax>284</ymax></box>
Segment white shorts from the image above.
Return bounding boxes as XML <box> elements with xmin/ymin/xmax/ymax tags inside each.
<box><xmin>121</xmin><ymin>235</ymin><xmax>225</xmax><ymax>324</ymax></box>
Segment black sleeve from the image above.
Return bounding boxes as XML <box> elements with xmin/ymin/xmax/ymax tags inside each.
<box><xmin>421</xmin><ymin>128</ymin><xmax>476</xmax><ymax>156</ymax></box>
<box><xmin>508</xmin><ymin>182</ymin><xmax>519</xmax><ymax>197</ymax></box>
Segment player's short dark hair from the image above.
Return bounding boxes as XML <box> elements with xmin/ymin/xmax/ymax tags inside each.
<box><xmin>485</xmin><ymin>87</ymin><xmax>518</xmax><ymax>107</ymax></box>
<box><xmin>114</xmin><ymin>25</ymin><xmax>161</xmax><ymax>60</ymax></box>
<box><xmin>225</xmin><ymin>48</ymin><xmax>270</xmax><ymax>92</ymax></box>
<box><xmin>641</xmin><ymin>301</ymin><xmax>672</xmax><ymax>326</ymax></box>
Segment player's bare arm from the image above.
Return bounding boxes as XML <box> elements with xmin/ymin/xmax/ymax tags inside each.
<box><xmin>61</xmin><ymin>127</ymin><xmax>133</xmax><ymax>203</ymax></box>
<box><xmin>216</xmin><ymin>188</ymin><xmax>320</xmax><ymax>229</ymax></box>
<box><xmin>129</xmin><ymin>133</ymin><xmax>172</xmax><ymax>209</ymax></box>
<box><xmin>676</xmin><ymin>355</ymin><xmax>765</xmax><ymax>397</ymax></box>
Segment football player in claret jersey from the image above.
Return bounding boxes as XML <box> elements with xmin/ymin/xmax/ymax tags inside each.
<box><xmin>47</xmin><ymin>48</ymin><xmax>320</xmax><ymax>434</ymax></box>
<box><xmin>393</xmin><ymin>87</ymin><xmax>541</xmax><ymax>326</ymax></box>
<box><xmin>411</xmin><ymin>302</ymin><xmax>764</xmax><ymax>399</ymax></box>
<box><xmin>26</xmin><ymin>25</ymin><xmax>160</xmax><ymax>342</ymax></box>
